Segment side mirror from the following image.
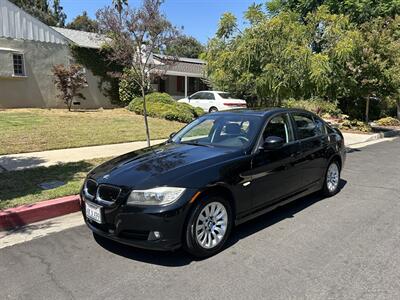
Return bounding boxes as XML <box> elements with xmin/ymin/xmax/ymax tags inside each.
<box><xmin>262</xmin><ymin>136</ymin><xmax>284</xmax><ymax>151</ymax></box>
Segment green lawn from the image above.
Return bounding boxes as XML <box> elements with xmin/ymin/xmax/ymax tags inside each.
<box><xmin>0</xmin><ymin>108</ymin><xmax>185</xmax><ymax>155</ymax></box>
<box><xmin>0</xmin><ymin>157</ymin><xmax>110</xmax><ymax>210</ymax></box>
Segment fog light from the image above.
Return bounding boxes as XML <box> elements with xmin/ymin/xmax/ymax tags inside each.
<box><xmin>148</xmin><ymin>231</ymin><xmax>162</xmax><ymax>241</ymax></box>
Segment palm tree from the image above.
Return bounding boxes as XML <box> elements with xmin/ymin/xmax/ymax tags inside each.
<box><xmin>112</xmin><ymin>0</ymin><xmax>128</xmax><ymax>24</ymax></box>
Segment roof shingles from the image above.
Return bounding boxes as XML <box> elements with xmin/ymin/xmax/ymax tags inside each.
<box><xmin>51</xmin><ymin>27</ymin><xmax>107</xmax><ymax>49</ymax></box>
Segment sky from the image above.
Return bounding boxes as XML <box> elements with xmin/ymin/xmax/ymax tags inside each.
<box><xmin>62</xmin><ymin>0</ymin><xmax>265</xmax><ymax>44</ymax></box>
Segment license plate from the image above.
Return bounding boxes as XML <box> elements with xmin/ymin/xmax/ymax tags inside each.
<box><xmin>85</xmin><ymin>202</ymin><xmax>103</xmax><ymax>224</ymax></box>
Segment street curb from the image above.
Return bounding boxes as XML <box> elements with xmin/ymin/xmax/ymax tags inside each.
<box><xmin>0</xmin><ymin>195</ymin><xmax>80</xmax><ymax>231</ymax></box>
<box><xmin>346</xmin><ymin>128</ymin><xmax>400</xmax><ymax>146</ymax></box>
<box><xmin>368</xmin><ymin>127</ymin><xmax>400</xmax><ymax>140</ymax></box>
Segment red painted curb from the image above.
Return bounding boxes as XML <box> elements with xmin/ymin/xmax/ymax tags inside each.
<box><xmin>0</xmin><ymin>195</ymin><xmax>81</xmax><ymax>231</ymax></box>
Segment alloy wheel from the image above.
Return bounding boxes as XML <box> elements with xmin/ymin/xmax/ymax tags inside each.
<box><xmin>195</xmin><ymin>202</ymin><xmax>228</xmax><ymax>249</ymax></box>
<box><xmin>326</xmin><ymin>163</ymin><xmax>339</xmax><ymax>192</ymax></box>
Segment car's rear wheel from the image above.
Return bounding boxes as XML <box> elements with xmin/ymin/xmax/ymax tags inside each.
<box><xmin>322</xmin><ymin>160</ymin><xmax>341</xmax><ymax>196</ymax></box>
<box><xmin>209</xmin><ymin>107</ymin><xmax>218</xmax><ymax>113</ymax></box>
<box><xmin>184</xmin><ymin>196</ymin><xmax>232</xmax><ymax>258</ymax></box>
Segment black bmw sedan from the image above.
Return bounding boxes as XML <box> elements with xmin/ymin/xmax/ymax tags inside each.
<box><xmin>81</xmin><ymin>108</ymin><xmax>346</xmax><ymax>257</ymax></box>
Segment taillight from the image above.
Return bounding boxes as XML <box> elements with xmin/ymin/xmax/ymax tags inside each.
<box><xmin>223</xmin><ymin>103</ymin><xmax>247</xmax><ymax>107</ymax></box>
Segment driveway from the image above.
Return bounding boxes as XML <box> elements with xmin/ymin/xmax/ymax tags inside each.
<box><xmin>0</xmin><ymin>137</ymin><xmax>399</xmax><ymax>299</ymax></box>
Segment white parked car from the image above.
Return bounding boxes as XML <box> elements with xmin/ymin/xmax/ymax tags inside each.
<box><xmin>178</xmin><ymin>91</ymin><xmax>247</xmax><ymax>113</ymax></box>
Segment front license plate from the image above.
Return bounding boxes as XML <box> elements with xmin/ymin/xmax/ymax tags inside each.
<box><xmin>85</xmin><ymin>202</ymin><xmax>103</xmax><ymax>224</ymax></box>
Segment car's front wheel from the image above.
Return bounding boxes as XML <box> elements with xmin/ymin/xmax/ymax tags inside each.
<box><xmin>184</xmin><ymin>196</ymin><xmax>232</xmax><ymax>258</ymax></box>
<box><xmin>322</xmin><ymin>160</ymin><xmax>341</xmax><ymax>196</ymax></box>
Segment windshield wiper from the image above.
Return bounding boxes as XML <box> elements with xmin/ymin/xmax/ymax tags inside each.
<box><xmin>180</xmin><ymin>141</ymin><xmax>211</xmax><ymax>147</ymax></box>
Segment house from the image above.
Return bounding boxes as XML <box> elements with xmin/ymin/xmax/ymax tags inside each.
<box><xmin>0</xmin><ymin>0</ymin><xmax>206</xmax><ymax>109</ymax></box>
<box><xmin>151</xmin><ymin>54</ymin><xmax>208</xmax><ymax>99</ymax></box>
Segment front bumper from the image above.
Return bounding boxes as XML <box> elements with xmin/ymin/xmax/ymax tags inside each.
<box><xmin>80</xmin><ymin>189</ymin><xmax>198</xmax><ymax>251</ymax></box>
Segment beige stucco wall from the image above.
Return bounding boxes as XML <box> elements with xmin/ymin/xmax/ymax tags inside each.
<box><xmin>0</xmin><ymin>38</ymin><xmax>113</xmax><ymax>109</ymax></box>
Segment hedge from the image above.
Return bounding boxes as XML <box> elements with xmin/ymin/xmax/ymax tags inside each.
<box><xmin>127</xmin><ymin>92</ymin><xmax>204</xmax><ymax>123</ymax></box>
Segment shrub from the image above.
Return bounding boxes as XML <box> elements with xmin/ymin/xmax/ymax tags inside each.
<box><xmin>119</xmin><ymin>68</ymin><xmax>141</xmax><ymax>103</ymax></box>
<box><xmin>375</xmin><ymin>117</ymin><xmax>400</xmax><ymax>127</ymax></box>
<box><xmin>282</xmin><ymin>98</ymin><xmax>341</xmax><ymax>117</ymax></box>
<box><xmin>145</xmin><ymin>92</ymin><xmax>177</xmax><ymax>104</ymax></box>
<box><xmin>339</xmin><ymin>119</ymin><xmax>372</xmax><ymax>133</ymax></box>
<box><xmin>52</xmin><ymin>64</ymin><xmax>87</xmax><ymax>111</ymax></box>
<box><xmin>127</xmin><ymin>92</ymin><xmax>204</xmax><ymax>123</ymax></box>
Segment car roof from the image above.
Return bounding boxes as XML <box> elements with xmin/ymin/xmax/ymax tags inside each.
<box><xmin>209</xmin><ymin>108</ymin><xmax>316</xmax><ymax>118</ymax></box>
<box><xmin>192</xmin><ymin>91</ymin><xmax>223</xmax><ymax>93</ymax></box>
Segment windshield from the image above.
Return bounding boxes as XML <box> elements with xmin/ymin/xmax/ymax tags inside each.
<box><xmin>218</xmin><ymin>92</ymin><xmax>233</xmax><ymax>99</ymax></box>
<box><xmin>171</xmin><ymin>114</ymin><xmax>262</xmax><ymax>149</ymax></box>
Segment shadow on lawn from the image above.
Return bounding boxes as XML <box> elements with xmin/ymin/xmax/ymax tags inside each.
<box><xmin>0</xmin><ymin>156</ymin><xmax>47</xmax><ymax>171</ymax></box>
<box><xmin>94</xmin><ymin>179</ymin><xmax>347</xmax><ymax>267</ymax></box>
<box><xmin>0</xmin><ymin>160</ymin><xmax>93</xmax><ymax>209</ymax></box>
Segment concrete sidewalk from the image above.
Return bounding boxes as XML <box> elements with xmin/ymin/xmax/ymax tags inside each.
<box><xmin>343</xmin><ymin>132</ymin><xmax>375</xmax><ymax>145</ymax></box>
<box><xmin>0</xmin><ymin>139</ymin><xmax>165</xmax><ymax>172</ymax></box>
<box><xmin>0</xmin><ymin>132</ymin><xmax>394</xmax><ymax>172</ymax></box>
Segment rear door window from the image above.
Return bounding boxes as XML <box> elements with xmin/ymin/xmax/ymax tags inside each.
<box><xmin>313</xmin><ymin>117</ymin><xmax>327</xmax><ymax>135</ymax></box>
<box><xmin>203</xmin><ymin>92</ymin><xmax>215</xmax><ymax>100</ymax></box>
<box><xmin>292</xmin><ymin>113</ymin><xmax>320</xmax><ymax>140</ymax></box>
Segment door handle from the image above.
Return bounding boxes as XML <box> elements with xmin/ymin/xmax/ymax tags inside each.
<box><xmin>290</xmin><ymin>151</ymin><xmax>302</xmax><ymax>158</ymax></box>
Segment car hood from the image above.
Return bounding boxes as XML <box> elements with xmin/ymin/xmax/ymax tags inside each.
<box><xmin>88</xmin><ymin>142</ymin><xmax>238</xmax><ymax>189</ymax></box>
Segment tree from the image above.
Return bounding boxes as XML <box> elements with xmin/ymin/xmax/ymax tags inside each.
<box><xmin>52</xmin><ymin>0</ymin><xmax>66</xmax><ymax>27</ymax></box>
<box><xmin>164</xmin><ymin>35</ymin><xmax>204</xmax><ymax>58</ymax></box>
<box><xmin>206</xmin><ymin>2</ymin><xmax>400</xmax><ymax>120</ymax></box>
<box><xmin>339</xmin><ymin>17</ymin><xmax>400</xmax><ymax>121</ymax></box>
<box><xmin>67</xmin><ymin>11</ymin><xmax>99</xmax><ymax>32</ymax></box>
<box><xmin>10</xmin><ymin>0</ymin><xmax>67</xmax><ymax>26</ymax></box>
<box><xmin>97</xmin><ymin>0</ymin><xmax>179</xmax><ymax>146</ymax></box>
<box><xmin>205</xmin><ymin>8</ymin><xmax>319</xmax><ymax>107</ymax></box>
<box><xmin>112</xmin><ymin>0</ymin><xmax>128</xmax><ymax>23</ymax></box>
<box><xmin>268</xmin><ymin>0</ymin><xmax>400</xmax><ymax>24</ymax></box>
<box><xmin>52</xmin><ymin>64</ymin><xmax>87</xmax><ymax>111</ymax></box>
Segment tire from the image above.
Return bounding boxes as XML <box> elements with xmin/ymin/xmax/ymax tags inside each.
<box><xmin>184</xmin><ymin>196</ymin><xmax>233</xmax><ymax>258</ymax></box>
<box><xmin>322</xmin><ymin>160</ymin><xmax>341</xmax><ymax>197</ymax></box>
<box><xmin>209</xmin><ymin>107</ymin><xmax>218</xmax><ymax>113</ymax></box>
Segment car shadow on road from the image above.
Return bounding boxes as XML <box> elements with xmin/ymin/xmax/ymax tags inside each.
<box><xmin>228</xmin><ymin>179</ymin><xmax>347</xmax><ymax>248</ymax></box>
<box><xmin>94</xmin><ymin>179</ymin><xmax>347</xmax><ymax>267</ymax></box>
<box><xmin>346</xmin><ymin>147</ymin><xmax>362</xmax><ymax>154</ymax></box>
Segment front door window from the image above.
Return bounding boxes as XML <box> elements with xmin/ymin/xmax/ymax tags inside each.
<box><xmin>263</xmin><ymin>114</ymin><xmax>294</xmax><ymax>144</ymax></box>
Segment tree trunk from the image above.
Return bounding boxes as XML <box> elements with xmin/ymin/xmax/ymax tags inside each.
<box><xmin>142</xmin><ymin>87</ymin><xmax>151</xmax><ymax>147</ymax></box>
<box><xmin>397</xmin><ymin>98</ymin><xmax>400</xmax><ymax>120</ymax></box>
<box><xmin>67</xmin><ymin>100</ymin><xmax>72</xmax><ymax>112</ymax></box>
<box><xmin>365</xmin><ymin>96</ymin><xmax>370</xmax><ymax>123</ymax></box>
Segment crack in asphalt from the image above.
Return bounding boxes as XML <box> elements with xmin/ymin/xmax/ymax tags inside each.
<box><xmin>350</xmin><ymin>183</ymin><xmax>400</xmax><ymax>193</ymax></box>
<box><xmin>18</xmin><ymin>249</ymin><xmax>75</xmax><ymax>299</ymax></box>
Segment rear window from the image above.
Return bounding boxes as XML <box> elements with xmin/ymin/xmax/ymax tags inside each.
<box><xmin>218</xmin><ymin>93</ymin><xmax>233</xmax><ymax>99</ymax></box>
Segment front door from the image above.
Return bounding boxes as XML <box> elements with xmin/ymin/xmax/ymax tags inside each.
<box><xmin>189</xmin><ymin>92</ymin><xmax>206</xmax><ymax>110</ymax></box>
<box><xmin>249</xmin><ymin>113</ymin><xmax>303</xmax><ymax>210</ymax></box>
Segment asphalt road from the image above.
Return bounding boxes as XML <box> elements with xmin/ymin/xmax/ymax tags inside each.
<box><xmin>1</xmin><ymin>138</ymin><xmax>399</xmax><ymax>300</ymax></box>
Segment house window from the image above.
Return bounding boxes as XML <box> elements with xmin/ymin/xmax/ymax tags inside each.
<box><xmin>13</xmin><ymin>54</ymin><xmax>25</xmax><ymax>76</ymax></box>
